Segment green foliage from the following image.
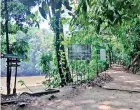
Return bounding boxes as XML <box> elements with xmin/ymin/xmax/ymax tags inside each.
<box><xmin>1</xmin><ymin>29</ymin><xmax>30</xmax><ymax>61</ymax></box>
<box><xmin>11</xmin><ymin>40</ymin><xmax>29</xmax><ymax>61</ymax></box>
<box><xmin>110</xmin><ymin>17</ymin><xmax>140</xmax><ymax>60</ymax></box>
<box><xmin>1</xmin><ymin>22</ymin><xmax>28</xmax><ymax>35</ymax></box>
<box><xmin>1</xmin><ymin>0</ymin><xmax>40</xmax><ymax>31</ymax></box>
<box><xmin>2</xmin><ymin>0</ymin><xmax>140</xmax><ymax>89</ymax></box>
<box><xmin>39</xmin><ymin>7</ymin><xmax>47</xmax><ymax>19</ymax></box>
<box><xmin>42</xmin><ymin>1</ymin><xmax>48</xmax><ymax>14</ymax></box>
<box><xmin>72</xmin><ymin>0</ymin><xmax>140</xmax><ymax>33</ymax></box>
<box><xmin>63</xmin><ymin>0</ymin><xmax>72</xmax><ymax>11</ymax></box>
<box><xmin>39</xmin><ymin>52</ymin><xmax>61</xmax><ymax>88</ymax></box>
<box><xmin>18</xmin><ymin>80</ymin><xmax>25</xmax><ymax>86</ymax></box>
<box><xmin>39</xmin><ymin>53</ymin><xmax>52</xmax><ymax>73</ymax></box>
<box><xmin>70</xmin><ymin>0</ymin><xmax>140</xmax><ymax>70</ymax></box>
<box><xmin>18</xmin><ymin>80</ymin><xmax>33</xmax><ymax>92</ymax></box>
<box><xmin>42</xmin><ymin>69</ymin><xmax>60</xmax><ymax>88</ymax></box>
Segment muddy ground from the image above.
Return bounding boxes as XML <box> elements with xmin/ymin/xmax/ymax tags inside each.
<box><xmin>1</xmin><ymin>86</ymin><xmax>140</xmax><ymax>110</ymax></box>
<box><xmin>1</xmin><ymin>65</ymin><xmax>140</xmax><ymax>110</ymax></box>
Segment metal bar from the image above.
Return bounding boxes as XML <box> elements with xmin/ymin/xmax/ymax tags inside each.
<box><xmin>87</xmin><ymin>60</ymin><xmax>90</xmax><ymax>81</ymax></box>
<box><xmin>13</xmin><ymin>59</ymin><xmax>18</xmax><ymax>94</ymax></box>
<box><xmin>96</xmin><ymin>55</ymin><xmax>99</xmax><ymax>77</ymax></box>
<box><xmin>76</xmin><ymin>61</ymin><xmax>78</xmax><ymax>84</ymax></box>
<box><xmin>4</xmin><ymin>0</ymin><xmax>11</xmax><ymax>95</ymax></box>
<box><xmin>71</xmin><ymin>60</ymin><xmax>74</xmax><ymax>85</ymax></box>
<box><xmin>7</xmin><ymin>64</ymin><xmax>20</xmax><ymax>67</ymax></box>
<box><xmin>6</xmin><ymin>59</ymin><xmax>20</xmax><ymax>63</ymax></box>
<box><xmin>4</xmin><ymin>54</ymin><xmax>24</xmax><ymax>59</ymax></box>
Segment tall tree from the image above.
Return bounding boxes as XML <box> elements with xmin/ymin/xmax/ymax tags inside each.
<box><xmin>4</xmin><ymin>0</ymin><xmax>11</xmax><ymax>94</ymax></box>
<box><xmin>46</xmin><ymin>0</ymin><xmax>72</xmax><ymax>84</ymax></box>
<box><xmin>16</xmin><ymin>0</ymin><xmax>73</xmax><ymax>85</ymax></box>
<box><xmin>1</xmin><ymin>0</ymin><xmax>38</xmax><ymax>94</ymax></box>
<box><xmin>71</xmin><ymin>0</ymin><xmax>140</xmax><ymax>68</ymax></box>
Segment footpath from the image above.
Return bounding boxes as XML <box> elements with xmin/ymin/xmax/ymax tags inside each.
<box><xmin>102</xmin><ymin>64</ymin><xmax>140</xmax><ymax>92</ymax></box>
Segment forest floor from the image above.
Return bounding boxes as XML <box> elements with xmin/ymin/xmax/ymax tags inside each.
<box><xmin>1</xmin><ymin>64</ymin><xmax>140</xmax><ymax>110</ymax></box>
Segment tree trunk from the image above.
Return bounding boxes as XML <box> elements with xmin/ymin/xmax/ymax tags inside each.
<box><xmin>109</xmin><ymin>50</ymin><xmax>112</xmax><ymax>67</ymax></box>
<box><xmin>59</xmin><ymin>24</ymin><xmax>72</xmax><ymax>83</ymax></box>
<box><xmin>108</xmin><ymin>44</ymin><xmax>112</xmax><ymax>67</ymax></box>
<box><xmin>54</xmin><ymin>1</ymin><xmax>66</xmax><ymax>85</ymax></box>
<box><xmin>4</xmin><ymin>0</ymin><xmax>11</xmax><ymax>94</ymax></box>
<box><xmin>127</xmin><ymin>55</ymin><xmax>140</xmax><ymax>74</ymax></box>
<box><xmin>50</xmin><ymin>0</ymin><xmax>72</xmax><ymax>85</ymax></box>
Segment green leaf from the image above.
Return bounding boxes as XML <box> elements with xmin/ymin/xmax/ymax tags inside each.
<box><xmin>68</xmin><ymin>12</ymin><xmax>73</xmax><ymax>16</ymax></box>
<box><xmin>39</xmin><ymin>7</ymin><xmax>47</xmax><ymax>19</ymax></box>
<box><xmin>18</xmin><ymin>80</ymin><xmax>25</xmax><ymax>86</ymax></box>
<box><xmin>63</xmin><ymin>0</ymin><xmax>72</xmax><ymax>11</ymax></box>
<box><xmin>61</xmin><ymin>18</ymin><xmax>70</xmax><ymax>24</ymax></box>
<box><xmin>61</xmin><ymin>10</ymin><xmax>65</xmax><ymax>14</ymax></box>
<box><xmin>35</xmin><ymin>21</ymin><xmax>40</xmax><ymax>28</ymax></box>
<box><xmin>86</xmin><ymin>0</ymin><xmax>91</xmax><ymax>7</ymax></box>
<box><xmin>25</xmin><ymin>10</ymin><xmax>31</xmax><ymax>15</ymax></box>
<box><xmin>42</xmin><ymin>1</ymin><xmax>48</xmax><ymax>14</ymax></box>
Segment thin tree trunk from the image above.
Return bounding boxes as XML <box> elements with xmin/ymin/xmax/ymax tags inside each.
<box><xmin>48</xmin><ymin>0</ymin><xmax>72</xmax><ymax>84</ymax></box>
<box><xmin>127</xmin><ymin>55</ymin><xmax>140</xmax><ymax>73</ymax></box>
<box><xmin>109</xmin><ymin>50</ymin><xmax>112</xmax><ymax>67</ymax></box>
<box><xmin>55</xmin><ymin>29</ymin><xmax>66</xmax><ymax>85</ymax></box>
<box><xmin>59</xmin><ymin>23</ymin><xmax>72</xmax><ymax>83</ymax></box>
<box><xmin>4</xmin><ymin>0</ymin><xmax>11</xmax><ymax>94</ymax></box>
<box><xmin>108</xmin><ymin>44</ymin><xmax>112</xmax><ymax>67</ymax></box>
<box><xmin>53</xmin><ymin>1</ymin><xmax>66</xmax><ymax>85</ymax></box>
<box><xmin>46</xmin><ymin>0</ymin><xmax>51</xmax><ymax>20</ymax></box>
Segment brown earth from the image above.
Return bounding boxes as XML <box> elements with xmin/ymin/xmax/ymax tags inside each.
<box><xmin>1</xmin><ymin>86</ymin><xmax>140</xmax><ymax>110</ymax></box>
<box><xmin>1</xmin><ymin>64</ymin><xmax>140</xmax><ymax>110</ymax></box>
<box><xmin>102</xmin><ymin>64</ymin><xmax>140</xmax><ymax>92</ymax></box>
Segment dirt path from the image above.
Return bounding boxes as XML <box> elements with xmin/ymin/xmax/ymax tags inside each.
<box><xmin>2</xmin><ymin>64</ymin><xmax>140</xmax><ymax>110</ymax></box>
<box><xmin>102</xmin><ymin>64</ymin><xmax>140</xmax><ymax>92</ymax></box>
<box><xmin>2</xmin><ymin>86</ymin><xmax>140</xmax><ymax>110</ymax></box>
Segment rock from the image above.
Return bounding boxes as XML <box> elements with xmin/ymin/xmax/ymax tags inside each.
<box><xmin>72</xmin><ymin>86</ymin><xmax>76</xmax><ymax>89</ymax></box>
<box><xmin>18</xmin><ymin>102</ymin><xmax>27</xmax><ymax>107</ymax></box>
<box><xmin>48</xmin><ymin>95</ymin><xmax>57</xmax><ymax>100</ymax></box>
